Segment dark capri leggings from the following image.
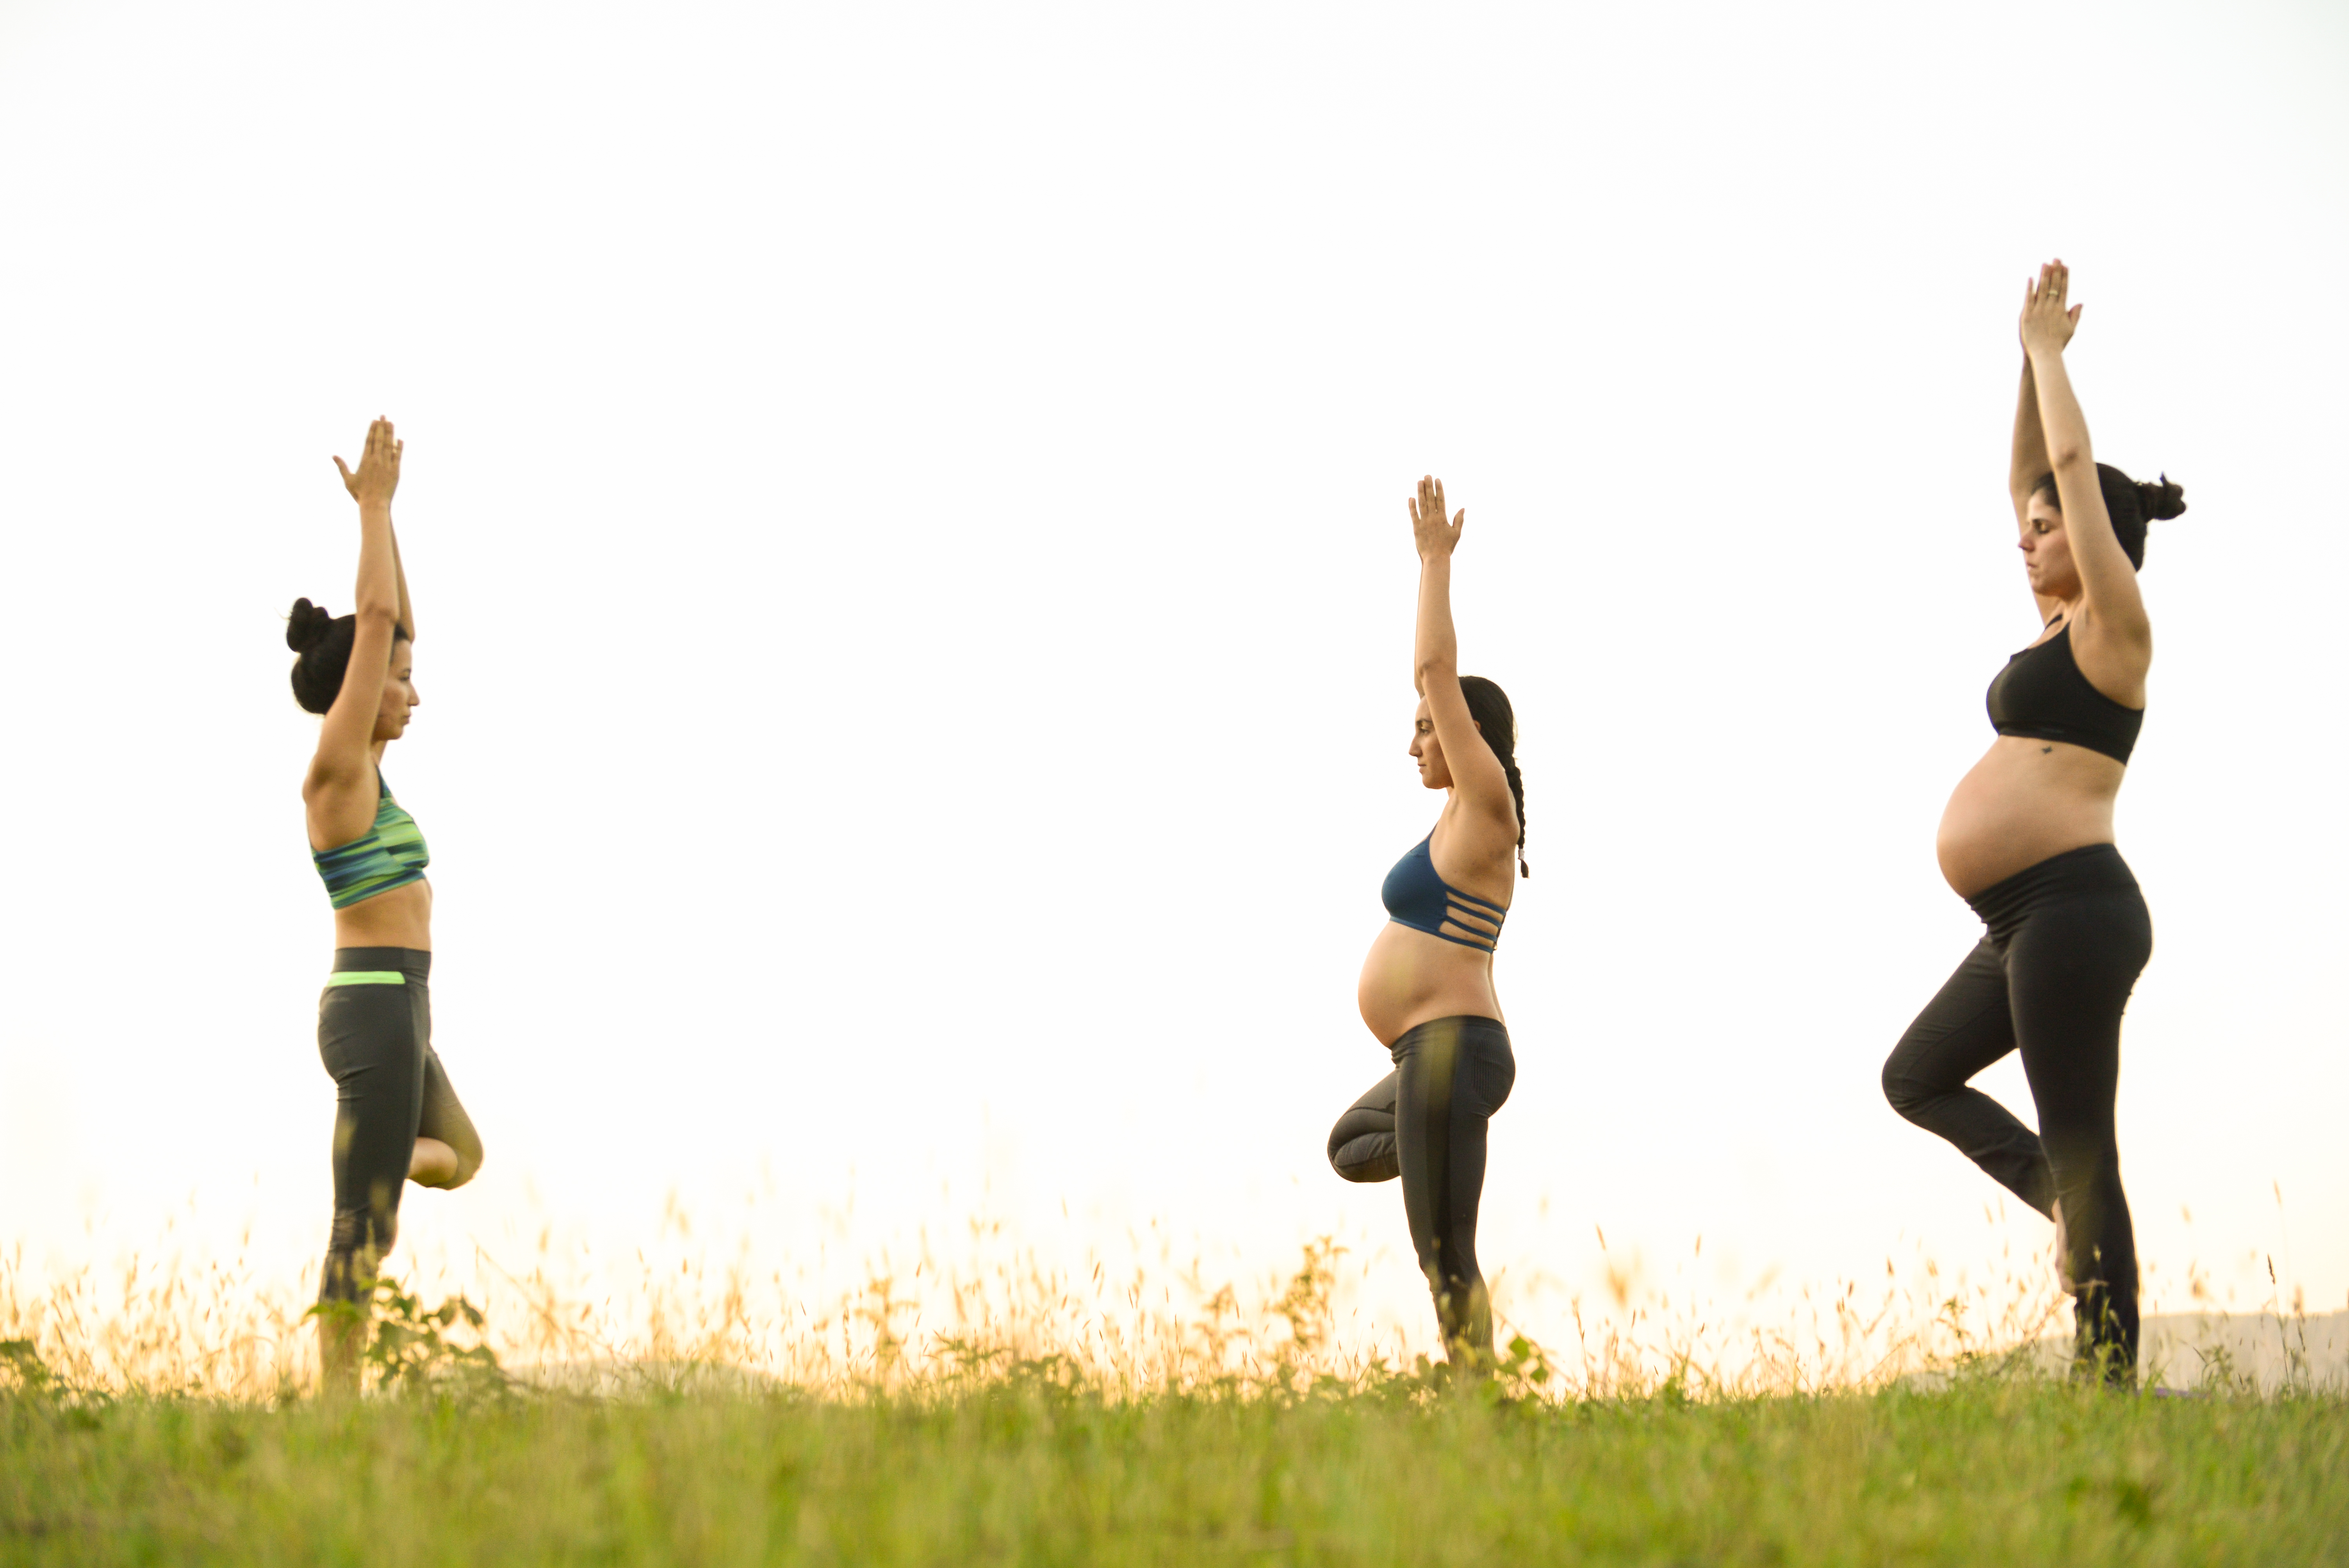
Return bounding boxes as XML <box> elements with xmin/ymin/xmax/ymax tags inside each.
<box><xmin>1881</xmin><ymin>843</ymin><xmax>2151</xmax><ymax>1381</ymax></box>
<box><xmin>1328</xmin><ymin>1015</ymin><xmax>1516</xmax><ymax>1365</ymax></box>
<box><xmin>317</xmin><ymin>948</ymin><xmax>483</xmax><ymax>1304</ymax></box>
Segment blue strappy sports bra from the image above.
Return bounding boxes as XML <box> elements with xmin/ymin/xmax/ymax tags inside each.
<box><xmin>1381</xmin><ymin>834</ymin><xmax>1508</xmax><ymax>952</ymax></box>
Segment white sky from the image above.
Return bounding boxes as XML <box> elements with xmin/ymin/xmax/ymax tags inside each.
<box><xmin>3</xmin><ymin>0</ymin><xmax>2345</xmax><ymax>1348</ymax></box>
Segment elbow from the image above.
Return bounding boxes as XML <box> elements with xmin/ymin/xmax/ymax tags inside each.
<box><xmin>2048</xmin><ymin>442</ymin><xmax>2092</xmax><ymax>476</ymax></box>
<box><xmin>1414</xmin><ymin>656</ymin><xmax>1456</xmax><ymax>689</ymax></box>
<box><xmin>352</xmin><ymin>600</ymin><xmax>401</xmax><ymax>630</ymax></box>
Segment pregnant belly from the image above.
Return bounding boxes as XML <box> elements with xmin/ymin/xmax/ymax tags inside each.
<box><xmin>1936</xmin><ymin>738</ymin><xmax>2123</xmax><ymax>897</ymax></box>
<box><xmin>1357</xmin><ymin>921</ymin><xmax>1502</xmax><ymax>1046</ymax></box>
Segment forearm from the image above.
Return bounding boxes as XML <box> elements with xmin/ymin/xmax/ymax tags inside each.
<box><xmin>390</xmin><ymin>523</ymin><xmax>415</xmax><ymax>638</ymax></box>
<box><xmin>1413</xmin><ymin>553</ymin><xmax>1458</xmax><ymax>686</ymax></box>
<box><xmin>2026</xmin><ymin>346</ymin><xmax>2093</xmax><ymax>473</ymax></box>
<box><xmin>2009</xmin><ymin>356</ymin><xmax>2051</xmax><ymax>495</ymax></box>
<box><xmin>354</xmin><ymin>504</ymin><xmax>400</xmax><ymax>623</ymax></box>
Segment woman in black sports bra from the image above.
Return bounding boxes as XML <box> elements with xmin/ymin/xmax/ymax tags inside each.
<box><xmin>1324</xmin><ymin>476</ymin><xmax>1529</xmax><ymax>1376</ymax></box>
<box><xmin>1882</xmin><ymin>262</ymin><xmax>2186</xmax><ymax>1386</ymax></box>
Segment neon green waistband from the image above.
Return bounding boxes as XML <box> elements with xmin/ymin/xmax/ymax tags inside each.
<box><xmin>326</xmin><ymin>970</ymin><xmax>406</xmax><ymax>987</ymax></box>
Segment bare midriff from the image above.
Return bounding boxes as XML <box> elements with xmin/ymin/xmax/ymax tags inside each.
<box><xmin>1357</xmin><ymin>922</ymin><xmax>1504</xmax><ymax>1047</ymax></box>
<box><xmin>1936</xmin><ymin>737</ymin><xmax>2124</xmax><ymax>898</ymax></box>
<box><xmin>330</xmin><ymin>879</ymin><xmax>433</xmax><ymax>951</ymax></box>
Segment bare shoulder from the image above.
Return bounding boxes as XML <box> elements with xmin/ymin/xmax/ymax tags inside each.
<box><xmin>2068</xmin><ymin>604</ymin><xmax>2151</xmax><ymax>706</ymax></box>
<box><xmin>1432</xmin><ymin>799</ymin><xmax>1518</xmax><ymax>895</ymax></box>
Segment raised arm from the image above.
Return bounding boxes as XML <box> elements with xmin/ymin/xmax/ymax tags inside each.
<box><xmin>310</xmin><ymin>418</ymin><xmax>405</xmax><ymax>793</ymax></box>
<box><xmin>2009</xmin><ymin>358</ymin><xmax>2061</xmax><ymax>622</ymax></box>
<box><xmin>337</xmin><ymin>423</ymin><xmax>416</xmax><ymax>640</ymax></box>
<box><xmin>390</xmin><ymin>523</ymin><xmax>416</xmax><ymax>643</ymax></box>
<box><xmin>2009</xmin><ymin>356</ymin><xmax>2050</xmax><ymax>519</ymax></box>
<box><xmin>2019</xmin><ymin>262</ymin><xmax>2147</xmax><ymax>646</ymax></box>
<box><xmin>1408</xmin><ymin>476</ymin><xmax>1513</xmax><ymax>823</ymax></box>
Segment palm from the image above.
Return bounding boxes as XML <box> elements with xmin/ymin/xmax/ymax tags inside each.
<box><xmin>2020</xmin><ymin>260</ymin><xmax>2082</xmax><ymax>355</ymax></box>
<box><xmin>333</xmin><ymin>417</ymin><xmax>403</xmax><ymax>507</ymax></box>
<box><xmin>1409</xmin><ymin>475</ymin><xmax>1463</xmax><ymax>558</ymax></box>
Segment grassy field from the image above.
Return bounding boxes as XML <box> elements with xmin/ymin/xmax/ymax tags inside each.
<box><xmin>6</xmin><ymin>1355</ymin><xmax>2347</xmax><ymax>1566</ymax></box>
<box><xmin>6</xmin><ymin>1233</ymin><xmax>2344</xmax><ymax>1565</ymax></box>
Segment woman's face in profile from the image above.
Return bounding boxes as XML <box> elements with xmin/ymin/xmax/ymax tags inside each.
<box><xmin>2020</xmin><ymin>493</ymin><xmax>2078</xmax><ymax>599</ymax></box>
<box><xmin>1410</xmin><ymin>700</ymin><xmax>1449</xmax><ymax>791</ymax></box>
<box><xmin>374</xmin><ymin>639</ymin><xmax>419</xmax><ymax>743</ymax></box>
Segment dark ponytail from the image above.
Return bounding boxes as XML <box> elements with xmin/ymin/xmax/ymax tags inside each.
<box><xmin>1457</xmin><ymin>675</ymin><xmax>1528</xmax><ymax>878</ymax></box>
<box><xmin>286</xmin><ymin>598</ymin><xmax>408</xmax><ymax>715</ymax></box>
<box><xmin>2030</xmin><ymin>464</ymin><xmax>2186</xmax><ymax>571</ymax></box>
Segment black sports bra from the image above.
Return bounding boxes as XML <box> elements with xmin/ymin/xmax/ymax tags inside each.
<box><xmin>1985</xmin><ymin>623</ymin><xmax>2142</xmax><ymax>765</ymax></box>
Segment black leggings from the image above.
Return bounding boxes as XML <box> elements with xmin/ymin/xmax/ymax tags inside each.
<box><xmin>317</xmin><ymin>948</ymin><xmax>483</xmax><ymax>1304</ymax></box>
<box><xmin>1328</xmin><ymin>1016</ymin><xmax>1516</xmax><ymax>1364</ymax></box>
<box><xmin>1882</xmin><ymin>843</ymin><xmax>2151</xmax><ymax>1378</ymax></box>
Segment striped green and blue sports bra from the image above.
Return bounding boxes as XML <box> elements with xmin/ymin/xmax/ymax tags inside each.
<box><xmin>313</xmin><ymin>772</ymin><xmax>430</xmax><ymax>910</ymax></box>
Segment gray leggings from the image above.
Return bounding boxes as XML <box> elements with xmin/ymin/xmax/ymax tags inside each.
<box><xmin>1327</xmin><ymin>1016</ymin><xmax>1516</xmax><ymax>1363</ymax></box>
<box><xmin>316</xmin><ymin>948</ymin><xmax>483</xmax><ymax>1304</ymax></box>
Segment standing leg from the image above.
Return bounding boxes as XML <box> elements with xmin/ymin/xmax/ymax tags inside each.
<box><xmin>1393</xmin><ymin>1019</ymin><xmax>1517</xmax><ymax>1370</ymax></box>
<box><xmin>2007</xmin><ymin>891</ymin><xmax>2153</xmax><ymax>1384</ymax></box>
<box><xmin>315</xmin><ymin>976</ymin><xmax>427</xmax><ymax>1390</ymax></box>
<box><xmin>1882</xmin><ymin>939</ymin><xmax>2056</xmax><ymax>1217</ymax></box>
<box><xmin>1327</xmin><ymin>1070</ymin><xmax>1399</xmax><ymax>1183</ymax></box>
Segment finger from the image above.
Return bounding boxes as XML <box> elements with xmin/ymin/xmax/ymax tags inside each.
<box><xmin>1453</xmin><ymin>508</ymin><xmax>1466</xmax><ymax>531</ymax></box>
<box><xmin>2069</xmin><ymin>304</ymin><xmax>2083</xmax><ymax>327</ymax></box>
<box><xmin>333</xmin><ymin>456</ymin><xmax>352</xmax><ymax>483</ymax></box>
<box><xmin>392</xmin><ymin>438</ymin><xmax>404</xmax><ymax>462</ymax></box>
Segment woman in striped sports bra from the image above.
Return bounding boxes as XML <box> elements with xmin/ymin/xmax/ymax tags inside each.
<box><xmin>1325</xmin><ymin>476</ymin><xmax>1529</xmax><ymax>1376</ymax></box>
<box><xmin>287</xmin><ymin>417</ymin><xmax>482</xmax><ymax>1392</ymax></box>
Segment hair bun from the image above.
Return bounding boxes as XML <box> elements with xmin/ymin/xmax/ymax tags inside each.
<box><xmin>286</xmin><ymin>597</ymin><xmax>333</xmax><ymax>652</ymax></box>
<box><xmin>2138</xmin><ymin>474</ymin><xmax>2187</xmax><ymax>522</ymax></box>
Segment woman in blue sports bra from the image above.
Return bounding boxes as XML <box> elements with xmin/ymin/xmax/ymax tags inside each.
<box><xmin>1881</xmin><ymin>263</ymin><xmax>2186</xmax><ymax>1387</ymax></box>
<box><xmin>286</xmin><ymin>417</ymin><xmax>482</xmax><ymax>1392</ymax></box>
<box><xmin>1324</xmin><ymin>475</ymin><xmax>1529</xmax><ymax>1376</ymax></box>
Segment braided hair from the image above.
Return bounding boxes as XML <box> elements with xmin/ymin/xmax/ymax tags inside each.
<box><xmin>2030</xmin><ymin>464</ymin><xmax>2187</xmax><ymax>571</ymax></box>
<box><xmin>1457</xmin><ymin>675</ymin><xmax>1528</xmax><ymax>877</ymax></box>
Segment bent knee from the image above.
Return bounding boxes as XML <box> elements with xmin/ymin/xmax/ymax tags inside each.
<box><xmin>449</xmin><ymin>1142</ymin><xmax>485</xmax><ymax>1189</ymax></box>
<box><xmin>1328</xmin><ymin>1135</ymin><xmax>1399</xmax><ymax>1184</ymax></box>
<box><xmin>1881</xmin><ymin>1060</ymin><xmax>1930</xmax><ymax>1118</ymax></box>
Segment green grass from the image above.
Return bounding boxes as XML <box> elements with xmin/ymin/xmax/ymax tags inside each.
<box><xmin>6</xmin><ymin>1373</ymin><xmax>2346</xmax><ymax>1566</ymax></box>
